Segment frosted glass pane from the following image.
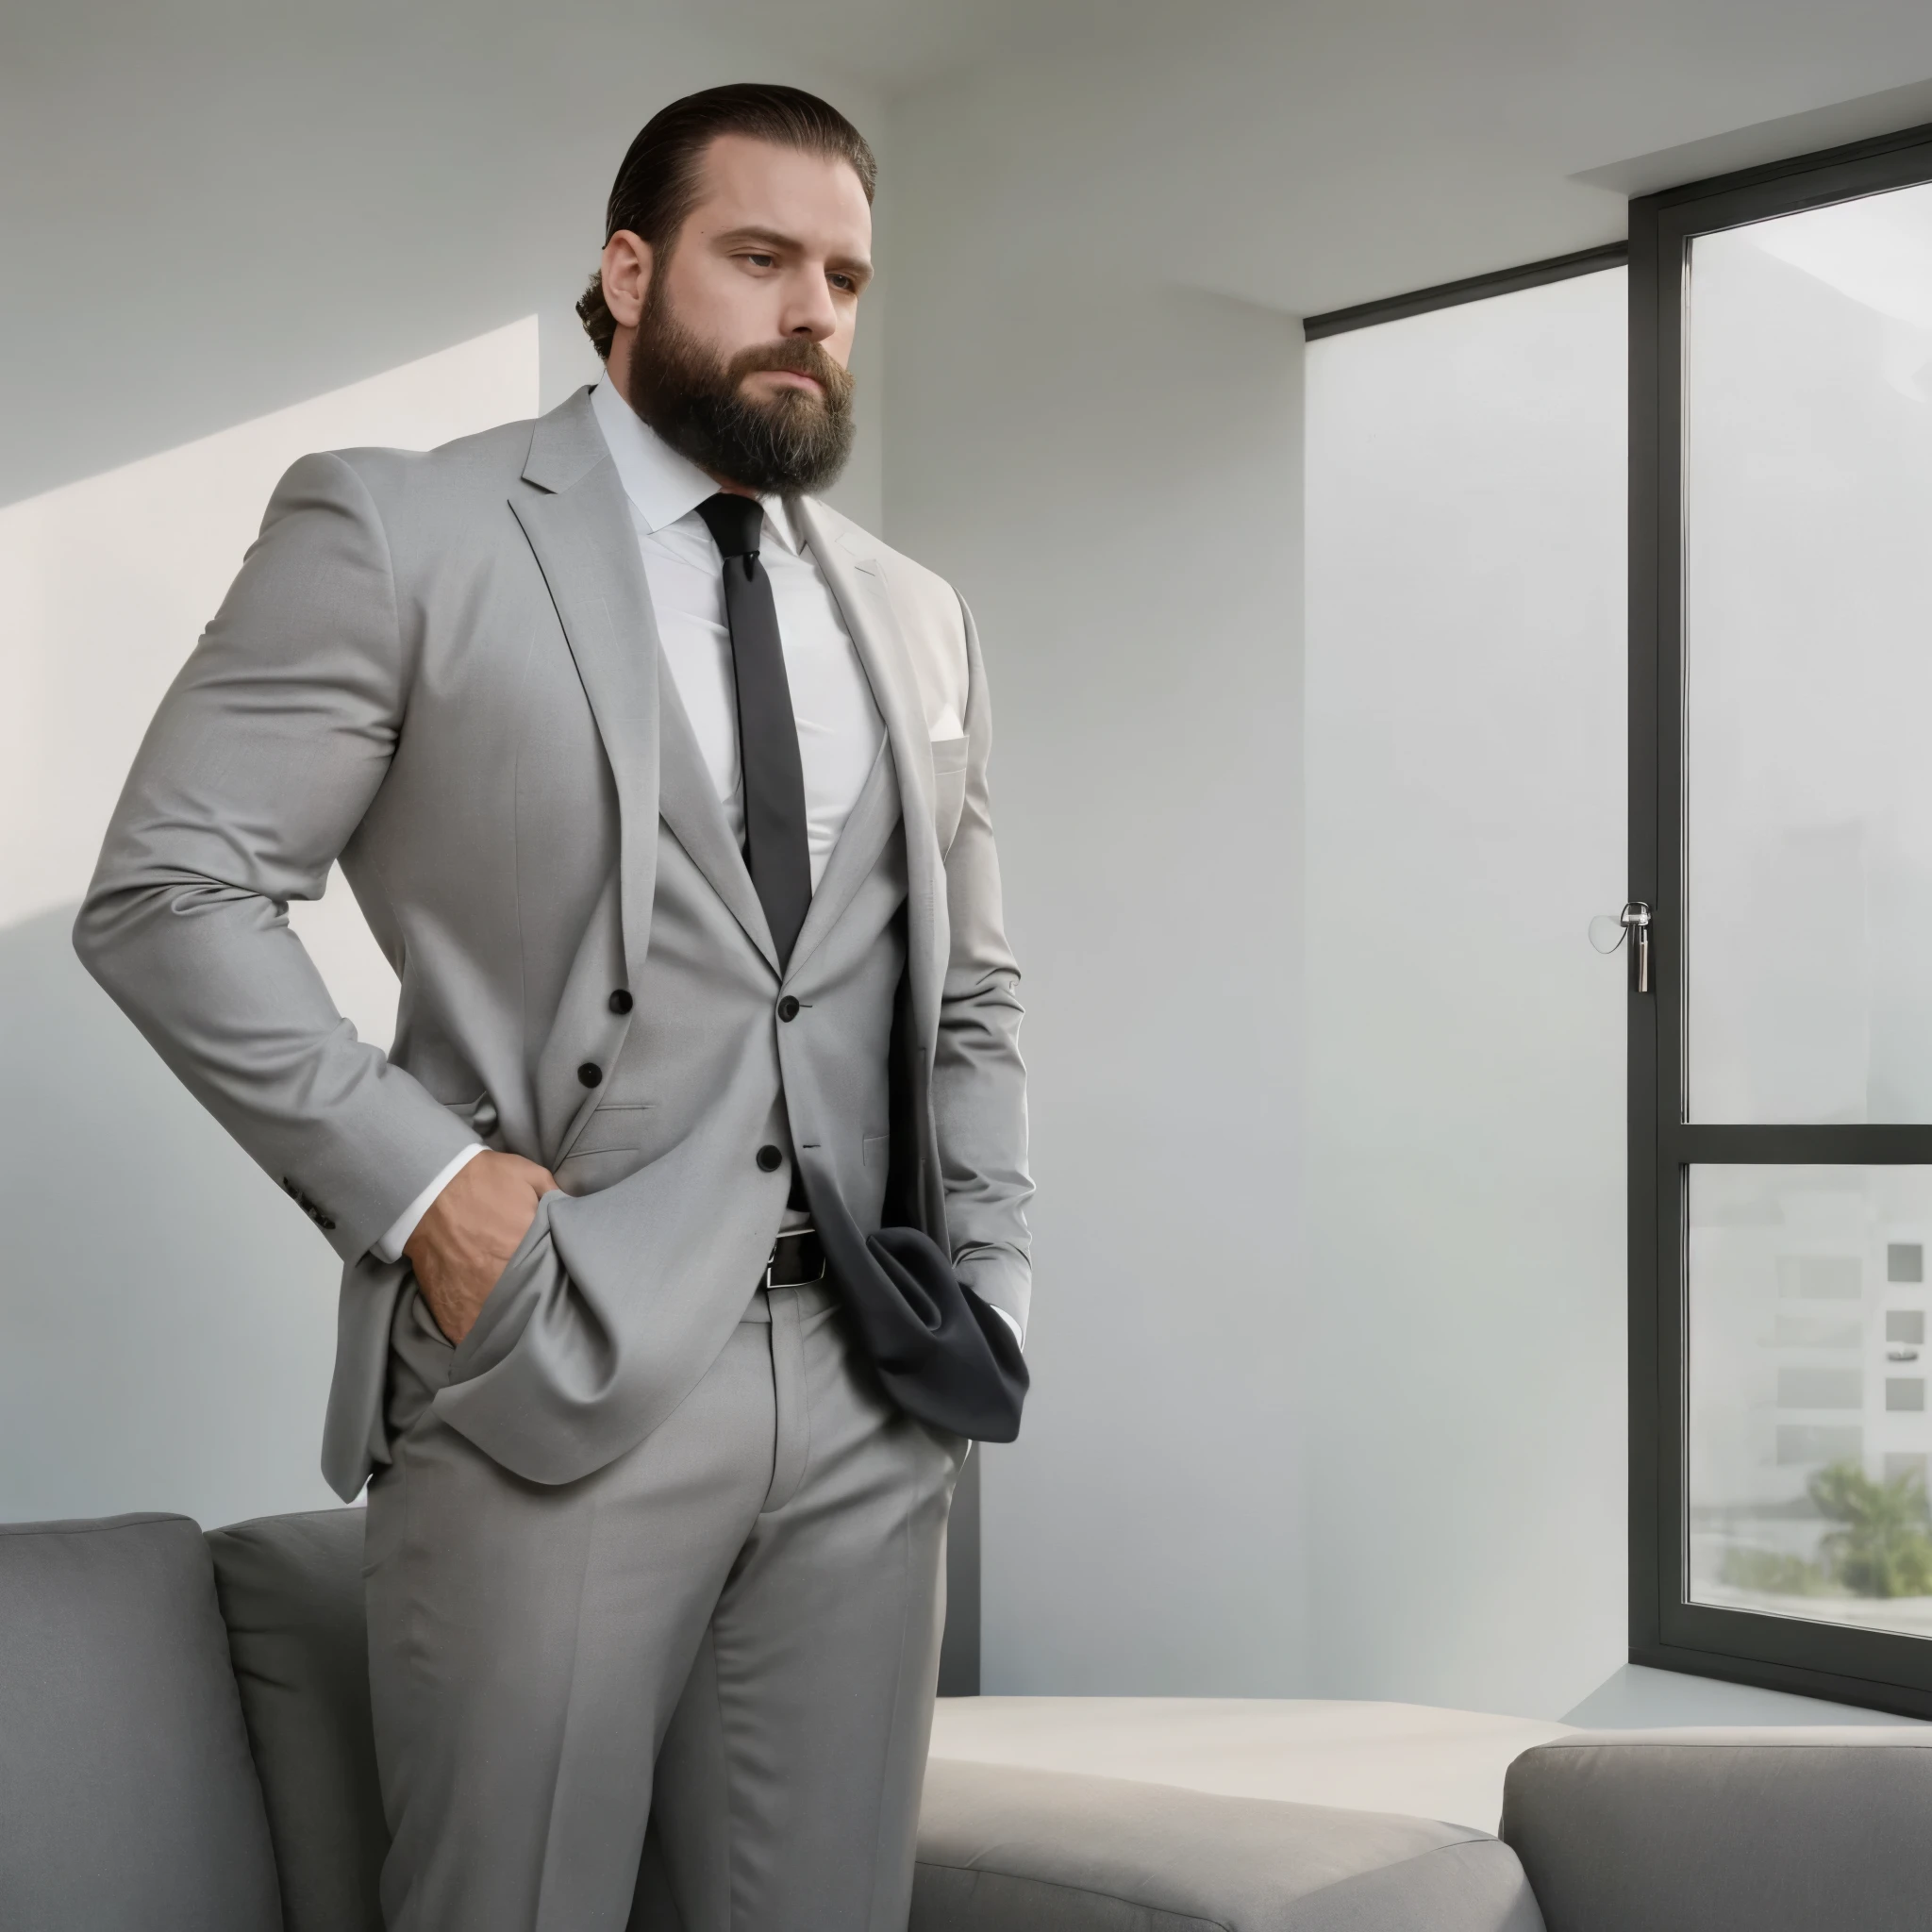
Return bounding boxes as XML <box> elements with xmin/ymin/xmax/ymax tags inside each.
<box><xmin>1688</xmin><ymin>1165</ymin><xmax>1932</xmax><ymax>1639</ymax></box>
<box><xmin>1305</xmin><ymin>269</ymin><xmax>1628</xmax><ymax>1711</ymax></box>
<box><xmin>1685</xmin><ymin>183</ymin><xmax>1932</xmax><ymax>1123</ymax></box>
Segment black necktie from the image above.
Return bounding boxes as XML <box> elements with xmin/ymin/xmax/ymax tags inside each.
<box><xmin>694</xmin><ymin>492</ymin><xmax>812</xmax><ymax>967</ymax></box>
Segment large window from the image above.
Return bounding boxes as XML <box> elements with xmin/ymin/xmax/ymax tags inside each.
<box><xmin>1633</xmin><ymin>126</ymin><xmax>1932</xmax><ymax>1712</ymax></box>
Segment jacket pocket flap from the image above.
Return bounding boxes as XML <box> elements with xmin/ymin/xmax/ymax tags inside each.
<box><xmin>568</xmin><ymin>1101</ymin><xmax>654</xmax><ymax>1156</ymax></box>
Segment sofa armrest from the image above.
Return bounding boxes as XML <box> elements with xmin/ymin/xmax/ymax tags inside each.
<box><xmin>1500</xmin><ymin>1727</ymin><xmax>1932</xmax><ymax>1932</ymax></box>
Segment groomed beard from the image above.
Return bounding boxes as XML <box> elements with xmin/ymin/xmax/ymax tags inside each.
<box><xmin>625</xmin><ymin>281</ymin><xmax>856</xmax><ymax>496</ymax></box>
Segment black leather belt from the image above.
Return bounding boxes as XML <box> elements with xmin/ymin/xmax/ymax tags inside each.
<box><xmin>764</xmin><ymin>1226</ymin><xmax>826</xmax><ymax>1290</ymax></box>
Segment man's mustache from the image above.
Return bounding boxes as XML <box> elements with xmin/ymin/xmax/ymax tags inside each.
<box><xmin>726</xmin><ymin>339</ymin><xmax>854</xmax><ymax>404</ymax></box>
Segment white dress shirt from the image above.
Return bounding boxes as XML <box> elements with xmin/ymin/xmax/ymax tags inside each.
<box><xmin>590</xmin><ymin>376</ymin><xmax>886</xmax><ymax>880</ymax></box>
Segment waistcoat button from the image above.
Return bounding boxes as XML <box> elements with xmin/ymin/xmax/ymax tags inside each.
<box><xmin>777</xmin><ymin>995</ymin><xmax>800</xmax><ymax>1022</ymax></box>
<box><xmin>578</xmin><ymin>1062</ymin><xmax>603</xmax><ymax>1088</ymax></box>
<box><xmin>608</xmin><ymin>989</ymin><xmax>633</xmax><ymax>1014</ymax></box>
<box><xmin>756</xmin><ymin>1144</ymin><xmax>784</xmax><ymax>1173</ymax></box>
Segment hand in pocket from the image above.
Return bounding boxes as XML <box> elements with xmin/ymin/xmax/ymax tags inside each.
<box><xmin>404</xmin><ymin>1152</ymin><xmax>558</xmax><ymax>1343</ymax></box>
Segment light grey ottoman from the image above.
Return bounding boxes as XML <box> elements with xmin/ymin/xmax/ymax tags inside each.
<box><xmin>915</xmin><ymin>1757</ymin><xmax>1546</xmax><ymax>1930</ymax></box>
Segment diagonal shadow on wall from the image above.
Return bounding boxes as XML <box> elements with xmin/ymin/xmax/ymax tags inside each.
<box><xmin>0</xmin><ymin>903</ymin><xmax>346</xmax><ymax>1528</ymax></box>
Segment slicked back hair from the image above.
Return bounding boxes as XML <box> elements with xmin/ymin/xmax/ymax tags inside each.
<box><xmin>576</xmin><ymin>83</ymin><xmax>877</xmax><ymax>360</ymax></box>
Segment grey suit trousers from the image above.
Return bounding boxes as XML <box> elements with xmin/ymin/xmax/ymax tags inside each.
<box><xmin>364</xmin><ymin>1282</ymin><xmax>965</xmax><ymax>1932</ymax></box>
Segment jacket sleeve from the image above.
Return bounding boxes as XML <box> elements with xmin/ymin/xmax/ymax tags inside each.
<box><xmin>73</xmin><ymin>451</ymin><xmax>478</xmax><ymax>1262</ymax></box>
<box><xmin>933</xmin><ymin>592</ymin><xmax>1034</xmax><ymax>1340</ymax></box>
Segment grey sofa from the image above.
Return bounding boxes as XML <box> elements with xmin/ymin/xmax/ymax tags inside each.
<box><xmin>1500</xmin><ymin>1725</ymin><xmax>1932</xmax><ymax>1932</ymax></box>
<box><xmin>0</xmin><ymin>1508</ymin><xmax>1919</xmax><ymax>1931</ymax></box>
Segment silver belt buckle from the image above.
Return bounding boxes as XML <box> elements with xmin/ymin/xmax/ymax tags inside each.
<box><xmin>764</xmin><ymin>1226</ymin><xmax>824</xmax><ymax>1290</ymax></box>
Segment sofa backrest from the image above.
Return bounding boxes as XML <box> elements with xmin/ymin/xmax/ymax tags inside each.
<box><xmin>0</xmin><ymin>1513</ymin><xmax>283</xmax><ymax>1932</ymax></box>
<box><xmin>206</xmin><ymin>1508</ymin><xmax>389</xmax><ymax>1932</ymax></box>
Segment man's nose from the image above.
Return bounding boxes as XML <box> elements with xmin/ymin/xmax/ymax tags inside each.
<box><xmin>781</xmin><ymin>272</ymin><xmax>839</xmax><ymax>340</ymax></box>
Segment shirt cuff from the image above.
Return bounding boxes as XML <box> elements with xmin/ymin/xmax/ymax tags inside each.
<box><xmin>991</xmin><ymin>1305</ymin><xmax>1024</xmax><ymax>1350</ymax></box>
<box><xmin>370</xmin><ymin>1144</ymin><xmax>488</xmax><ymax>1264</ymax></box>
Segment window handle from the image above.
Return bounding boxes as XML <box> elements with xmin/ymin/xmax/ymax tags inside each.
<box><xmin>1590</xmin><ymin>901</ymin><xmax>1654</xmax><ymax>992</ymax></box>
<box><xmin>1622</xmin><ymin>901</ymin><xmax>1653</xmax><ymax>992</ymax></box>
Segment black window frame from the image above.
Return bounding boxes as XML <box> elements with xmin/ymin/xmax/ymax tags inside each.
<box><xmin>1629</xmin><ymin>118</ymin><xmax>1932</xmax><ymax>1718</ymax></box>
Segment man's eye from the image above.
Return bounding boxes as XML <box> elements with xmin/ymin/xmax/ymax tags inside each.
<box><xmin>830</xmin><ymin>274</ymin><xmax>856</xmax><ymax>291</ymax></box>
<box><xmin>744</xmin><ymin>253</ymin><xmax>775</xmax><ymax>269</ymax></box>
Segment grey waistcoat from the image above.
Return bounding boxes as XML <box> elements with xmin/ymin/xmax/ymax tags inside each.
<box><xmin>557</xmin><ymin>701</ymin><xmax>908</xmax><ymax>1238</ymax></box>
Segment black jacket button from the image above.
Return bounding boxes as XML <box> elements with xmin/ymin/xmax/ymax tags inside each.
<box><xmin>756</xmin><ymin>1144</ymin><xmax>784</xmax><ymax>1173</ymax></box>
<box><xmin>608</xmin><ymin>989</ymin><xmax>633</xmax><ymax>1014</ymax></box>
<box><xmin>578</xmin><ymin>1062</ymin><xmax>603</xmax><ymax>1088</ymax></box>
<box><xmin>777</xmin><ymin>995</ymin><xmax>800</xmax><ymax>1022</ymax></box>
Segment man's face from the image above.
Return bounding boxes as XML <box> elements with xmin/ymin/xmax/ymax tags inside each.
<box><xmin>601</xmin><ymin>134</ymin><xmax>874</xmax><ymax>493</ymax></box>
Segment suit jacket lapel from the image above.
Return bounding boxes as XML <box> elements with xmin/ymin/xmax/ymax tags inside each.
<box><xmin>792</xmin><ymin>497</ymin><xmax>946</xmax><ymax>1032</ymax></box>
<box><xmin>509</xmin><ymin>390</ymin><xmax>660</xmax><ymax>987</ymax></box>
<box><xmin>509</xmin><ymin>438</ymin><xmax>943</xmax><ymax>1005</ymax></box>
<box><xmin>655</xmin><ymin>655</ymin><xmax>780</xmax><ymax>971</ymax></box>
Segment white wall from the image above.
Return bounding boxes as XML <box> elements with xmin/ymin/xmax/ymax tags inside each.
<box><xmin>0</xmin><ymin>327</ymin><xmax>538</xmax><ymax>1529</ymax></box>
<box><xmin>1303</xmin><ymin>272</ymin><xmax>1629</xmax><ymax>1720</ymax></box>
<box><xmin>867</xmin><ymin>0</ymin><xmax>1932</xmax><ymax>1715</ymax></box>
<box><xmin>1</xmin><ymin>0</ymin><xmax>884</xmax><ymax>529</ymax></box>
<box><xmin>884</xmin><ymin>72</ymin><xmax>1311</xmax><ymax>1693</ymax></box>
<box><xmin>869</xmin><ymin>5</ymin><xmax>1932</xmax><ymax>1715</ymax></box>
<box><xmin>0</xmin><ymin>11</ymin><xmax>884</xmax><ymax>1531</ymax></box>
<box><xmin>883</xmin><ymin>91</ymin><xmax>1629</xmax><ymax>1707</ymax></box>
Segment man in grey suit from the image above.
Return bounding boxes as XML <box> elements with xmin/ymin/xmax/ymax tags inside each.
<box><xmin>76</xmin><ymin>83</ymin><xmax>1030</xmax><ymax>1932</ymax></box>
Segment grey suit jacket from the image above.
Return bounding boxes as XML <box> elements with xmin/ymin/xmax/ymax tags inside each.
<box><xmin>75</xmin><ymin>387</ymin><xmax>1030</xmax><ymax>1499</ymax></box>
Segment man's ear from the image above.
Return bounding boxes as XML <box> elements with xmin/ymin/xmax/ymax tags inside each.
<box><xmin>601</xmin><ymin>229</ymin><xmax>653</xmax><ymax>331</ymax></box>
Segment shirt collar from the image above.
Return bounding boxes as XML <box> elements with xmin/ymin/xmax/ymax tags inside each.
<box><xmin>589</xmin><ymin>377</ymin><xmax>801</xmax><ymax>556</ymax></box>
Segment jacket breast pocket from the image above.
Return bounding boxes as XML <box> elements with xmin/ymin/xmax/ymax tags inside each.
<box><xmin>930</xmin><ymin>736</ymin><xmax>968</xmax><ymax>853</ymax></box>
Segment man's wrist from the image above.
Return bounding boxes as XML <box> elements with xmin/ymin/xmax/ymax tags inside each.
<box><xmin>371</xmin><ymin>1143</ymin><xmax>489</xmax><ymax>1263</ymax></box>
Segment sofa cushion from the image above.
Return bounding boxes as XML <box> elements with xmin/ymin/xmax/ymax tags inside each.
<box><xmin>1502</xmin><ymin>1726</ymin><xmax>1932</xmax><ymax>1932</ymax></box>
<box><xmin>914</xmin><ymin>1757</ymin><xmax>1546</xmax><ymax>1930</ymax></box>
<box><xmin>930</xmin><ymin>1695</ymin><xmax>1572</xmax><ymax>1835</ymax></box>
<box><xmin>0</xmin><ymin>1513</ymin><xmax>282</xmax><ymax>1932</ymax></box>
<box><xmin>207</xmin><ymin>1508</ymin><xmax>388</xmax><ymax>1932</ymax></box>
